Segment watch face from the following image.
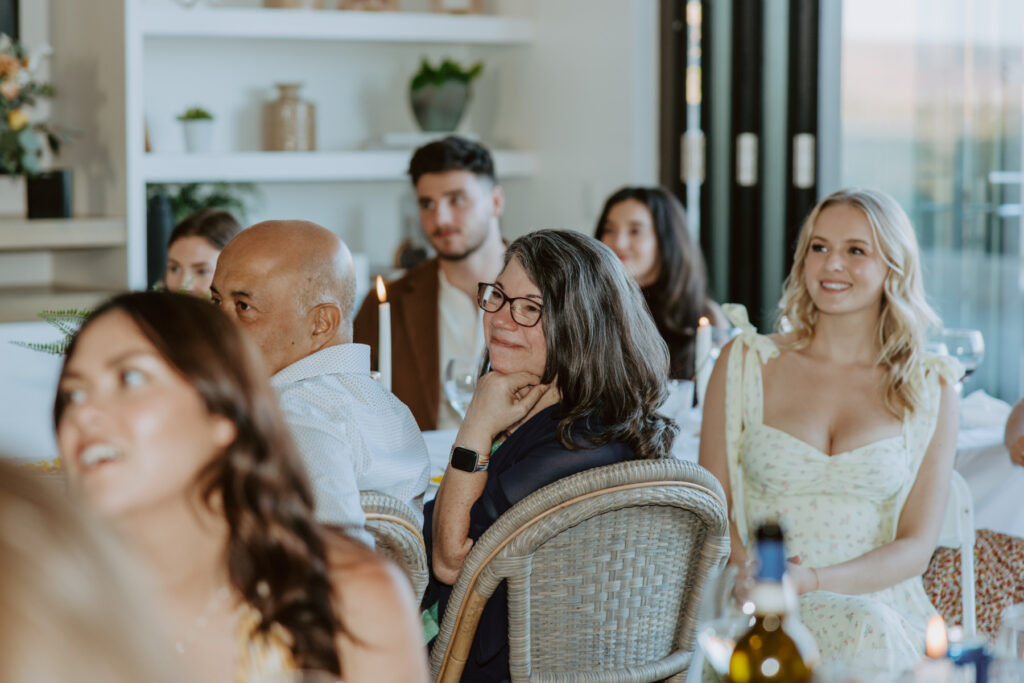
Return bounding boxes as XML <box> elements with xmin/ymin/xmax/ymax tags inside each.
<box><xmin>450</xmin><ymin>446</ymin><xmax>479</xmax><ymax>472</ymax></box>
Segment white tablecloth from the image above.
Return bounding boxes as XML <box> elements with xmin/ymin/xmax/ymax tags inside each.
<box><xmin>421</xmin><ymin>389</ymin><xmax>1024</xmax><ymax>537</ymax></box>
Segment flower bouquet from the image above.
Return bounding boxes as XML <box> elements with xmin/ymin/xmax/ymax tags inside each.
<box><xmin>0</xmin><ymin>34</ymin><xmax>69</xmax><ymax>176</ymax></box>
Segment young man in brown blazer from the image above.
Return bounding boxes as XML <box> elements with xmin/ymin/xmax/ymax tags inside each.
<box><xmin>353</xmin><ymin>136</ymin><xmax>506</xmax><ymax>430</ymax></box>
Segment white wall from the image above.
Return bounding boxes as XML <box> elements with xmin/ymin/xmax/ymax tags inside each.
<box><xmin>497</xmin><ymin>0</ymin><xmax>659</xmax><ymax>238</ymax></box>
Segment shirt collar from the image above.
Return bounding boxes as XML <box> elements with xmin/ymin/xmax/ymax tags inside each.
<box><xmin>270</xmin><ymin>344</ymin><xmax>371</xmax><ymax>388</ymax></box>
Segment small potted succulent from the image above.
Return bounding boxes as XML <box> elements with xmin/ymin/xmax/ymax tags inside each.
<box><xmin>409</xmin><ymin>58</ymin><xmax>483</xmax><ymax>132</ymax></box>
<box><xmin>177</xmin><ymin>106</ymin><xmax>214</xmax><ymax>153</ymax></box>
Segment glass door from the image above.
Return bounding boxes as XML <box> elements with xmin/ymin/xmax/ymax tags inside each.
<box><xmin>835</xmin><ymin>0</ymin><xmax>1024</xmax><ymax>400</ymax></box>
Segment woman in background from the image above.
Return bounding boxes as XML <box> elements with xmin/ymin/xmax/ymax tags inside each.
<box><xmin>595</xmin><ymin>186</ymin><xmax>726</xmax><ymax>379</ymax></box>
<box><xmin>0</xmin><ymin>460</ymin><xmax>179</xmax><ymax>683</ymax></box>
<box><xmin>163</xmin><ymin>208</ymin><xmax>241</xmax><ymax>296</ymax></box>
<box><xmin>55</xmin><ymin>291</ymin><xmax>427</xmax><ymax>683</ymax></box>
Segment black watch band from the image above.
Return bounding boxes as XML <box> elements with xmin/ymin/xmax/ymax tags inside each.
<box><xmin>449</xmin><ymin>445</ymin><xmax>488</xmax><ymax>473</ymax></box>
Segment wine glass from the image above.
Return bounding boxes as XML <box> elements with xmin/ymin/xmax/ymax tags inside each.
<box><xmin>941</xmin><ymin>328</ymin><xmax>985</xmax><ymax>380</ymax></box>
<box><xmin>996</xmin><ymin>603</ymin><xmax>1024</xmax><ymax>660</ymax></box>
<box><xmin>444</xmin><ymin>355</ymin><xmax>480</xmax><ymax>420</ymax></box>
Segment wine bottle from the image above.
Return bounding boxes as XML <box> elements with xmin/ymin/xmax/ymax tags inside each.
<box><xmin>727</xmin><ymin>523</ymin><xmax>817</xmax><ymax>683</ymax></box>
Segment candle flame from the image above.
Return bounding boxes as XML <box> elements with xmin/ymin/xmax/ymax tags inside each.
<box><xmin>698</xmin><ymin>316</ymin><xmax>710</xmax><ymax>327</ymax></box>
<box><xmin>376</xmin><ymin>275</ymin><xmax>387</xmax><ymax>303</ymax></box>
<box><xmin>925</xmin><ymin>615</ymin><xmax>948</xmax><ymax>658</ymax></box>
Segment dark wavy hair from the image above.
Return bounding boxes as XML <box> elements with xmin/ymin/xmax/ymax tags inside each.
<box><xmin>505</xmin><ymin>229</ymin><xmax>677</xmax><ymax>459</ymax></box>
<box><xmin>169</xmin><ymin>208</ymin><xmax>242</xmax><ymax>251</ymax></box>
<box><xmin>408</xmin><ymin>135</ymin><xmax>496</xmax><ymax>185</ymax></box>
<box><xmin>53</xmin><ymin>291</ymin><xmax>343</xmax><ymax>676</ymax></box>
<box><xmin>594</xmin><ymin>186</ymin><xmax>712</xmax><ymax>379</ymax></box>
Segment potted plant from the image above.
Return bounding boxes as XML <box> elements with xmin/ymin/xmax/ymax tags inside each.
<box><xmin>409</xmin><ymin>58</ymin><xmax>483</xmax><ymax>132</ymax></box>
<box><xmin>177</xmin><ymin>106</ymin><xmax>214</xmax><ymax>153</ymax></box>
<box><xmin>0</xmin><ymin>34</ymin><xmax>74</xmax><ymax>218</ymax></box>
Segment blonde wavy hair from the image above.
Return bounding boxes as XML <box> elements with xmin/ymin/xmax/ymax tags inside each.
<box><xmin>778</xmin><ymin>188</ymin><xmax>940</xmax><ymax>416</ymax></box>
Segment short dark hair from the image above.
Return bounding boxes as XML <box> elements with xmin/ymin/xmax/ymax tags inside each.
<box><xmin>408</xmin><ymin>135</ymin><xmax>496</xmax><ymax>185</ymax></box>
<box><xmin>168</xmin><ymin>208</ymin><xmax>242</xmax><ymax>251</ymax></box>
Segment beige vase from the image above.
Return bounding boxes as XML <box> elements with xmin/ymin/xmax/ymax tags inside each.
<box><xmin>263</xmin><ymin>83</ymin><xmax>316</xmax><ymax>152</ymax></box>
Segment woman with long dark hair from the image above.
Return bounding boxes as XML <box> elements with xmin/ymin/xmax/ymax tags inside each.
<box><xmin>595</xmin><ymin>186</ymin><xmax>726</xmax><ymax>379</ymax></box>
<box><xmin>427</xmin><ymin>229</ymin><xmax>676</xmax><ymax>681</ymax></box>
<box><xmin>54</xmin><ymin>291</ymin><xmax>427</xmax><ymax>683</ymax></box>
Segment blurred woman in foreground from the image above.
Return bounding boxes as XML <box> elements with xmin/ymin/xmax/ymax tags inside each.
<box><xmin>55</xmin><ymin>291</ymin><xmax>427</xmax><ymax>683</ymax></box>
<box><xmin>0</xmin><ymin>459</ymin><xmax>178</xmax><ymax>683</ymax></box>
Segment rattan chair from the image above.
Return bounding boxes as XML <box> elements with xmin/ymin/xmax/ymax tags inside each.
<box><xmin>359</xmin><ymin>490</ymin><xmax>428</xmax><ymax>604</ymax></box>
<box><xmin>429</xmin><ymin>459</ymin><xmax>730</xmax><ymax>683</ymax></box>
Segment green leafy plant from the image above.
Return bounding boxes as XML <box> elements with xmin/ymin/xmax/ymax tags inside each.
<box><xmin>11</xmin><ymin>308</ymin><xmax>90</xmax><ymax>356</ymax></box>
<box><xmin>146</xmin><ymin>181</ymin><xmax>258</xmax><ymax>224</ymax></box>
<box><xmin>0</xmin><ymin>34</ymin><xmax>73</xmax><ymax>176</ymax></box>
<box><xmin>409</xmin><ymin>58</ymin><xmax>483</xmax><ymax>92</ymax></box>
<box><xmin>176</xmin><ymin>106</ymin><xmax>214</xmax><ymax>121</ymax></box>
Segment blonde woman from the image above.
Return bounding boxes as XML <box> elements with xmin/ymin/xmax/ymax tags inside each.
<box><xmin>700</xmin><ymin>188</ymin><xmax>959</xmax><ymax>670</ymax></box>
<box><xmin>0</xmin><ymin>460</ymin><xmax>179</xmax><ymax>683</ymax></box>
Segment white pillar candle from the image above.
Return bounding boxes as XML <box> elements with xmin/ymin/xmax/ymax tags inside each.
<box><xmin>912</xmin><ymin>616</ymin><xmax>954</xmax><ymax>682</ymax></box>
<box><xmin>376</xmin><ymin>275</ymin><xmax>391</xmax><ymax>392</ymax></box>
<box><xmin>694</xmin><ymin>316</ymin><xmax>712</xmax><ymax>408</ymax></box>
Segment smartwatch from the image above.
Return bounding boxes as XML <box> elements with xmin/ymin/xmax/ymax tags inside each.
<box><xmin>449</xmin><ymin>445</ymin><xmax>489</xmax><ymax>473</ymax></box>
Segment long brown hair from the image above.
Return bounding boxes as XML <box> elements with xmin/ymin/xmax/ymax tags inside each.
<box><xmin>54</xmin><ymin>291</ymin><xmax>343</xmax><ymax>675</ymax></box>
<box><xmin>505</xmin><ymin>229</ymin><xmax>677</xmax><ymax>459</ymax></box>
<box><xmin>0</xmin><ymin>461</ymin><xmax>179</xmax><ymax>683</ymax></box>
<box><xmin>594</xmin><ymin>186</ymin><xmax>713</xmax><ymax>379</ymax></box>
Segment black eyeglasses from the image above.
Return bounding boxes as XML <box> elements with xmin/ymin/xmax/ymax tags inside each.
<box><xmin>477</xmin><ymin>282</ymin><xmax>544</xmax><ymax>327</ymax></box>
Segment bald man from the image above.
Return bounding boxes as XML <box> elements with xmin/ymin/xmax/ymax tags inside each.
<box><xmin>211</xmin><ymin>220</ymin><xmax>430</xmax><ymax>539</ymax></box>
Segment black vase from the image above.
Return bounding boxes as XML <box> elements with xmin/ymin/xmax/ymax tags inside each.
<box><xmin>146</xmin><ymin>191</ymin><xmax>174</xmax><ymax>288</ymax></box>
<box><xmin>26</xmin><ymin>169</ymin><xmax>72</xmax><ymax>219</ymax></box>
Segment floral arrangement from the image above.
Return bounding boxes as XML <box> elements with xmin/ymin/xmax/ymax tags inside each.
<box><xmin>0</xmin><ymin>34</ymin><xmax>69</xmax><ymax>176</ymax></box>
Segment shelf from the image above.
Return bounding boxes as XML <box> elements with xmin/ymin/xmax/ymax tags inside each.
<box><xmin>0</xmin><ymin>286</ymin><xmax>118</xmax><ymax>323</ymax></box>
<box><xmin>142</xmin><ymin>150</ymin><xmax>537</xmax><ymax>183</ymax></box>
<box><xmin>0</xmin><ymin>218</ymin><xmax>125</xmax><ymax>252</ymax></box>
<box><xmin>141</xmin><ymin>7</ymin><xmax>533</xmax><ymax>45</ymax></box>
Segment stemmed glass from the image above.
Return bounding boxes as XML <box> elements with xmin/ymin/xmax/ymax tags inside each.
<box><xmin>941</xmin><ymin>328</ymin><xmax>985</xmax><ymax>383</ymax></box>
<box><xmin>444</xmin><ymin>355</ymin><xmax>480</xmax><ymax>420</ymax></box>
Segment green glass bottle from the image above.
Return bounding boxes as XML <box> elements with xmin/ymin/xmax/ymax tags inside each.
<box><xmin>727</xmin><ymin>523</ymin><xmax>817</xmax><ymax>683</ymax></box>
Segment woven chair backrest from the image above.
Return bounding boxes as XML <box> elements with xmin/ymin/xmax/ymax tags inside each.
<box><xmin>359</xmin><ymin>490</ymin><xmax>428</xmax><ymax>604</ymax></box>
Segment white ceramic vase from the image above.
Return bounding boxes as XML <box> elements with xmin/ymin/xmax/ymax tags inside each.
<box><xmin>0</xmin><ymin>175</ymin><xmax>26</xmax><ymax>216</ymax></box>
<box><xmin>182</xmin><ymin>120</ymin><xmax>213</xmax><ymax>153</ymax></box>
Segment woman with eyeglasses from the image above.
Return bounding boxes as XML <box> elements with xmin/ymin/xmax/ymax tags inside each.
<box><xmin>425</xmin><ymin>229</ymin><xmax>677</xmax><ymax>682</ymax></box>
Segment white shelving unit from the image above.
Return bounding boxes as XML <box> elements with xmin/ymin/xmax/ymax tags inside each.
<box><xmin>142</xmin><ymin>150</ymin><xmax>537</xmax><ymax>183</ymax></box>
<box><xmin>0</xmin><ymin>218</ymin><xmax>125</xmax><ymax>251</ymax></box>
<box><xmin>0</xmin><ymin>286</ymin><xmax>120</xmax><ymax>324</ymax></box>
<box><xmin>120</xmin><ymin>1</ymin><xmax>538</xmax><ymax>290</ymax></box>
<box><xmin>141</xmin><ymin>7</ymin><xmax>533</xmax><ymax>44</ymax></box>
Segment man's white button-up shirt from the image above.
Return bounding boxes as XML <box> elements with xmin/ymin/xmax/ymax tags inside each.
<box><xmin>272</xmin><ymin>344</ymin><xmax>430</xmax><ymax>538</ymax></box>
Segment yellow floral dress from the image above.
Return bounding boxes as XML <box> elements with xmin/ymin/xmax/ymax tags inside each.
<box><xmin>722</xmin><ymin>305</ymin><xmax>960</xmax><ymax>671</ymax></box>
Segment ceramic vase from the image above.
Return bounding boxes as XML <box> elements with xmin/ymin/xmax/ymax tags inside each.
<box><xmin>410</xmin><ymin>81</ymin><xmax>470</xmax><ymax>132</ymax></box>
<box><xmin>182</xmin><ymin>120</ymin><xmax>213</xmax><ymax>153</ymax></box>
<box><xmin>263</xmin><ymin>83</ymin><xmax>317</xmax><ymax>152</ymax></box>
